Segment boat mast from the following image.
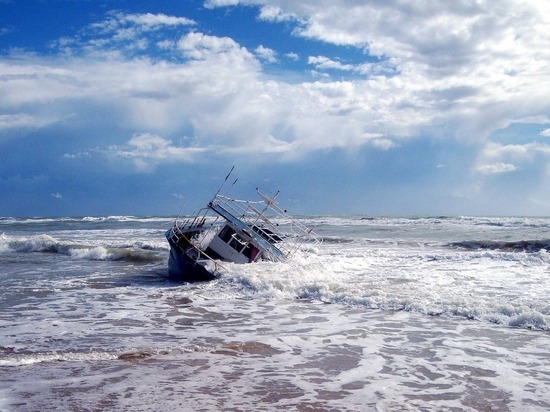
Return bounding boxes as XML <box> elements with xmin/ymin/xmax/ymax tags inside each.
<box><xmin>214</xmin><ymin>166</ymin><xmax>236</xmax><ymax>198</ymax></box>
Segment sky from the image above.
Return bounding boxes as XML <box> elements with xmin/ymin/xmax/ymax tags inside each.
<box><xmin>1</xmin><ymin>0</ymin><xmax>550</xmax><ymax>217</ymax></box>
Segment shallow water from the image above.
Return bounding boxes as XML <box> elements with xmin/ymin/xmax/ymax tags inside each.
<box><xmin>1</xmin><ymin>216</ymin><xmax>549</xmax><ymax>410</ymax></box>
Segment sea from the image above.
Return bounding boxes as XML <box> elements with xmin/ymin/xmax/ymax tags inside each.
<box><xmin>0</xmin><ymin>215</ymin><xmax>549</xmax><ymax>411</ymax></box>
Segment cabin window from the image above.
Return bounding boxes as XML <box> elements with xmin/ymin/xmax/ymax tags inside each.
<box><xmin>218</xmin><ymin>225</ymin><xmax>235</xmax><ymax>243</ymax></box>
<box><xmin>219</xmin><ymin>225</ymin><xmax>253</xmax><ymax>258</ymax></box>
<box><xmin>242</xmin><ymin>243</ymin><xmax>253</xmax><ymax>259</ymax></box>
<box><xmin>229</xmin><ymin>235</ymin><xmax>246</xmax><ymax>252</ymax></box>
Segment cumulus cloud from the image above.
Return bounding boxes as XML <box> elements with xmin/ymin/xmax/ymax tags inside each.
<box><xmin>475</xmin><ymin>141</ymin><xmax>550</xmax><ymax>177</ymax></box>
<box><xmin>255</xmin><ymin>45</ymin><xmax>277</xmax><ymax>63</ymax></box>
<box><xmin>2</xmin><ymin>2</ymin><xmax>550</xmax><ymax>170</ymax></box>
<box><xmin>285</xmin><ymin>52</ymin><xmax>299</xmax><ymax>61</ymax></box>
<box><xmin>107</xmin><ymin>133</ymin><xmax>206</xmax><ymax>172</ymax></box>
<box><xmin>308</xmin><ymin>55</ymin><xmax>354</xmax><ymax>72</ymax></box>
<box><xmin>53</xmin><ymin>11</ymin><xmax>195</xmax><ymax>57</ymax></box>
<box><xmin>118</xmin><ymin>13</ymin><xmax>196</xmax><ymax>28</ymax></box>
<box><xmin>274</xmin><ymin>0</ymin><xmax>550</xmax><ymax>76</ymax></box>
<box><xmin>63</xmin><ymin>151</ymin><xmax>91</xmax><ymax>159</ymax></box>
<box><xmin>205</xmin><ymin>0</ymin><xmax>550</xmax><ymax>141</ymax></box>
<box><xmin>178</xmin><ymin>32</ymin><xmax>250</xmax><ymax>61</ymax></box>
<box><xmin>308</xmin><ymin>55</ymin><xmax>398</xmax><ymax>78</ymax></box>
<box><xmin>480</xmin><ymin>142</ymin><xmax>550</xmax><ymax>161</ymax></box>
<box><xmin>0</xmin><ymin>114</ymin><xmax>56</xmax><ymax>131</ymax></box>
<box><xmin>258</xmin><ymin>5</ymin><xmax>297</xmax><ymax>22</ymax></box>
<box><xmin>204</xmin><ymin>0</ymin><xmax>241</xmax><ymax>8</ymax></box>
<box><xmin>477</xmin><ymin>163</ymin><xmax>517</xmax><ymax>175</ymax></box>
<box><xmin>91</xmin><ymin>11</ymin><xmax>196</xmax><ymax>33</ymax></box>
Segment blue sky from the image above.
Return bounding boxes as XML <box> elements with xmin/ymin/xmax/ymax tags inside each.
<box><xmin>1</xmin><ymin>0</ymin><xmax>550</xmax><ymax>217</ymax></box>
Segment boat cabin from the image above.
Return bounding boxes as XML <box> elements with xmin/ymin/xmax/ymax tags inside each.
<box><xmin>205</xmin><ymin>224</ymin><xmax>262</xmax><ymax>263</ymax></box>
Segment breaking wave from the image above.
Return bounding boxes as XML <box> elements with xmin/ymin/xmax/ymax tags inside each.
<box><xmin>0</xmin><ymin>349</ymin><xmax>119</xmax><ymax>367</ymax></box>
<box><xmin>0</xmin><ymin>234</ymin><xmax>164</xmax><ymax>263</ymax></box>
<box><xmin>0</xmin><ymin>233</ymin><xmax>68</xmax><ymax>253</ymax></box>
<box><xmin>0</xmin><ymin>216</ymin><xmax>171</xmax><ymax>225</ymax></box>
<box><xmin>81</xmin><ymin>216</ymin><xmax>169</xmax><ymax>223</ymax></box>
<box><xmin>218</xmin><ymin>268</ymin><xmax>550</xmax><ymax>331</ymax></box>
<box><xmin>213</xmin><ymin>246</ymin><xmax>550</xmax><ymax>332</ymax></box>
<box><xmin>449</xmin><ymin>239</ymin><xmax>550</xmax><ymax>252</ymax></box>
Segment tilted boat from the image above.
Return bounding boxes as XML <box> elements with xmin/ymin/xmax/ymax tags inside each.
<box><xmin>165</xmin><ymin>171</ymin><xmax>320</xmax><ymax>281</ymax></box>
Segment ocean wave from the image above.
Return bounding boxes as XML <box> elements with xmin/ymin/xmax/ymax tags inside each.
<box><xmin>70</xmin><ymin>247</ymin><xmax>164</xmax><ymax>263</ymax></box>
<box><xmin>216</xmin><ymin>255</ymin><xmax>550</xmax><ymax>331</ymax></box>
<box><xmin>300</xmin><ymin>215</ymin><xmax>550</xmax><ymax>230</ymax></box>
<box><xmin>448</xmin><ymin>239</ymin><xmax>550</xmax><ymax>252</ymax></box>
<box><xmin>0</xmin><ymin>216</ymin><xmax>171</xmax><ymax>225</ymax></box>
<box><xmin>0</xmin><ymin>345</ymin><xmax>209</xmax><ymax>367</ymax></box>
<box><xmin>0</xmin><ymin>217</ymin><xmax>84</xmax><ymax>225</ymax></box>
<box><xmin>318</xmin><ymin>236</ymin><xmax>356</xmax><ymax>244</ymax></box>
<box><xmin>81</xmin><ymin>216</ymin><xmax>170</xmax><ymax>223</ymax></box>
<box><xmin>0</xmin><ymin>233</ymin><xmax>70</xmax><ymax>254</ymax></box>
<box><xmin>0</xmin><ymin>234</ymin><xmax>164</xmax><ymax>263</ymax></box>
<box><xmin>0</xmin><ymin>347</ymin><xmax>178</xmax><ymax>367</ymax></box>
<box><xmin>120</xmin><ymin>240</ymin><xmax>168</xmax><ymax>251</ymax></box>
<box><xmin>0</xmin><ymin>349</ymin><xmax>119</xmax><ymax>367</ymax></box>
<box><xmin>83</xmin><ymin>215</ymin><xmax>137</xmax><ymax>222</ymax></box>
<box><xmin>229</xmin><ymin>278</ymin><xmax>550</xmax><ymax>331</ymax></box>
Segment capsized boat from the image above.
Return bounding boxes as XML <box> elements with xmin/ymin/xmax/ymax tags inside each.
<box><xmin>165</xmin><ymin>174</ymin><xmax>320</xmax><ymax>281</ymax></box>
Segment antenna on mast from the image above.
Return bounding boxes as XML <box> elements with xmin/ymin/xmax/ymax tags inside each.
<box><xmin>224</xmin><ymin>177</ymin><xmax>239</xmax><ymax>197</ymax></box>
<box><xmin>214</xmin><ymin>166</ymin><xmax>236</xmax><ymax>197</ymax></box>
<box><xmin>224</xmin><ymin>166</ymin><xmax>235</xmax><ymax>182</ymax></box>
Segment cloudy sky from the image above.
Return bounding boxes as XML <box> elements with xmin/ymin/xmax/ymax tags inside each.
<box><xmin>1</xmin><ymin>0</ymin><xmax>549</xmax><ymax>217</ymax></box>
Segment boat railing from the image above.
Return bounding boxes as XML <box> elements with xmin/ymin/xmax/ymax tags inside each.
<box><xmin>210</xmin><ymin>192</ymin><xmax>320</xmax><ymax>260</ymax></box>
<box><xmin>170</xmin><ymin>208</ymin><xmax>219</xmax><ymax>246</ymax></box>
<box><xmin>170</xmin><ymin>223</ymin><xmax>228</xmax><ymax>276</ymax></box>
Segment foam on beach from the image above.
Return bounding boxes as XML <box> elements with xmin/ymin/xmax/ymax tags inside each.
<box><xmin>2</xmin><ymin>297</ymin><xmax>549</xmax><ymax>411</ymax></box>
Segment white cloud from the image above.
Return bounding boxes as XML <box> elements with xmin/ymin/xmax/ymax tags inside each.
<box><xmin>120</xmin><ymin>13</ymin><xmax>196</xmax><ymax>28</ymax></box>
<box><xmin>273</xmin><ymin>0</ymin><xmax>550</xmax><ymax>75</ymax></box>
<box><xmin>308</xmin><ymin>55</ymin><xmax>354</xmax><ymax>72</ymax></box>
<box><xmin>0</xmin><ymin>114</ymin><xmax>55</xmax><ymax>130</ymax></box>
<box><xmin>285</xmin><ymin>52</ymin><xmax>299</xmax><ymax>61</ymax></box>
<box><xmin>156</xmin><ymin>40</ymin><xmax>175</xmax><ymax>50</ymax></box>
<box><xmin>2</xmin><ymin>3</ymin><xmax>550</xmax><ymax>171</ymax></box>
<box><xmin>308</xmin><ymin>55</ymin><xmax>398</xmax><ymax>77</ymax></box>
<box><xmin>475</xmin><ymin>141</ymin><xmax>550</xmax><ymax>177</ymax></box>
<box><xmin>479</xmin><ymin>142</ymin><xmax>550</xmax><ymax>162</ymax></box>
<box><xmin>205</xmin><ymin>0</ymin><xmax>550</xmax><ymax>141</ymax></box>
<box><xmin>92</xmin><ymin>12</ymin><xmax>195</xmax><ymax>33</ymax></box>
<box><xmin>370</xmin><ymin>138</ymin><xmax>394</xmax><ymax>150</ymax></box>
<box><xmin>541</xmin><ymin>129</ymin><xmax>550</xmax><ymax>137</ymax></box>
<box><xmin>107</xmin><ymin>133</ymin><xmax>206</xmax><ymax>172</ymax></box>
<box><xmin>51</xmin><ymin>192</ymin><xmax>62</xmax><ymax>199</ymax></box>
<box><xmin>64</xmin><ymin>151</ymin><xmax>91</xmax><ymax>159</ymax></box>
<box><xmin>53</xmin><ymin>12</ymin><xmax>195</xmax><ymax>57</ymax></box>
<box><xmin>178</xmin><ymin>32</ymin><xmax>251</xmax><ymax>61</ymax></box>
<box><xmin>255</xmin><ymin>45</ymin><xmax>277</xmax><ymax>63</ymax></box>
<box><xmin>258</xmin><ymin>5</ymin><xmax>297</xmax><ymax>22</ymax></box>
<box><xmin>204</xmin><ymin>0</ymin><xmax>241</xmax><ymax>8</ymax></box>
<box><xmin>477</xmin><ymin>163</ymin><xmax>517</xmax><ymax>175</ymax></box>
